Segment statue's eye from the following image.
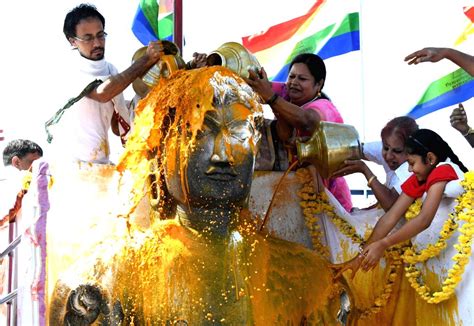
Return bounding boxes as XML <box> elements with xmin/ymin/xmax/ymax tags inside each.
<box><xmin>229</xmin><ymin>122</ymin><xmax>253</xmax><ymax>142</ymax></box>
<box><xmin>196</xmin><ymin>125</ymin><xmax>212</xmax><ymax>140</ymax></box>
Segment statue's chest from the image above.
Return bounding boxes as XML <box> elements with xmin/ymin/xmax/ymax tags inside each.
<box><xmin>115</xmin><ymin>240</ymin><xmax>255</xmax><ymax>324</ymax></box>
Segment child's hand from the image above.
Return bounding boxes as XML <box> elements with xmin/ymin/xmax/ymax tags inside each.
<box><xmin>361</xmin><ymin>240</ymin><xmax>387</xmax><ymax>271</ymax></box>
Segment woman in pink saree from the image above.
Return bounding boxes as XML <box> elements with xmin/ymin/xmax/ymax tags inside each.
<box><xmin>245</xmin><ymin>53</ymin><xmax>352</xmax><ymax>212</ymax></box>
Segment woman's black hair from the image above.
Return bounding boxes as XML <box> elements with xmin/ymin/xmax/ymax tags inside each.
<box><xmin>406</xmin><ymin>129</ymin><xmax>468</xmax><ymax>173</ymax></box>
<box><xmin>288</xmin><ymin>53</ymin><xmax>329</xmax><ymax>100</ymax></box>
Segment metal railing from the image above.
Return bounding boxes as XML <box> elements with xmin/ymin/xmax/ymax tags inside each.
<box><xmin>0</xmin><ymin>221</ymin><xmax>20</xmax><ymax>326</ymax></box>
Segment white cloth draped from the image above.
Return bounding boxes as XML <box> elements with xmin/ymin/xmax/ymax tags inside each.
<box><xmin>49</xmin><ymin>54</ymin><xmax>130</xmax><ymax>164</ymax></box>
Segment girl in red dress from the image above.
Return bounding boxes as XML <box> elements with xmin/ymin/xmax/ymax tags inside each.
<box><xmin>338</xmin><ymin>129</ymin><xmax>469</xmax><ymax>274</ymax></box>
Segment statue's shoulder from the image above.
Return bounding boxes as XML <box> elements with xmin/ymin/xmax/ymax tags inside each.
<box><xmin>263</xmin><ymin>233</ymin><xmax>329</xmax><ymax>267</ymax></box>
<box><xmin>123</xmin><ymin>219</ymin><xmax>197</xmax><ymax>259</ymax></box>
<box><xmin>247</xmin><ymin>233</ymin><xmax>343</xmax><ymax>325</ymax></box>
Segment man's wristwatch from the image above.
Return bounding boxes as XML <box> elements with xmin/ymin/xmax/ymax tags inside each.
<box><xmin>463</xmin><ymin>127</ymin><xmax>474</xmax><ymax>137</ymax></box>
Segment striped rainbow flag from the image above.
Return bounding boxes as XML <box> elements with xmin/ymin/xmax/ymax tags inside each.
<box><xmin>132</xmin><ymin>0</ymin><xmax>173</xmax><ymax>45</ymax></box>
<box><xmin>242</xmin><ymin>0</ymin><xmax>360</xmax><ymax>81</ymax></box>
<box><xmin>407</xmin><ymin>68</ymin><xmax>474</xmax><ymax>119</ymax></box>
<box><xmin>455</xmin><ymin>6</ymin><xmax>474</xmax><ymax>45</ymax></box>
<box><xmin>157</xmin><ymin>0</ymin><xmax>174</xmax><ymax>41</ymax></box>
<box><xmin>408</xmin><ymin>6</ymin><xmax>474</xmax><ymax>119</ymax></box>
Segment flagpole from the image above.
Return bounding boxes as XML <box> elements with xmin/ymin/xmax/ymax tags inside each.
<box><xmin>359</xmin><ymin>0</ymin><xmax>366</xmax><ymax>145</ymax></box>
<box><xmin>174</xmin><ymin>0</ymin><xmax>183</xmax><ymax>55</ymax></box>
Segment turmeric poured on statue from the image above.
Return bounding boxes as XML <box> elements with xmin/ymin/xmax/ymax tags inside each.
<box><xmin>49</xmin><ymin>66</ymin><xmax>348</xmax><ymax>325</ymax></box>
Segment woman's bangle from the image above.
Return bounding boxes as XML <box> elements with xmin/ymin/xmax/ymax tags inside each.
<box><xmin>367</xmin><ymin>175</ymin><xmax>377</xmax><ymax>187</ymax></box>
<box><xmin>266</xmin><ymin>93</ymin><xmax>279</xmax><ymax>106</ymax></box>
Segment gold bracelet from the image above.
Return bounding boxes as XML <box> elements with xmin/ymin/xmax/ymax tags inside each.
<box><xmin>367</xmin><ymin>175</ymin><xmax>377</xmax><ymax>187</ymax></box>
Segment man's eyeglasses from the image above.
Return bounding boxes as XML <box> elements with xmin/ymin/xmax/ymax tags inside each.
<box><xmin>73</xmin><ymin>32</ymin><xmax>108</xmax><ymax>43</ymax></box>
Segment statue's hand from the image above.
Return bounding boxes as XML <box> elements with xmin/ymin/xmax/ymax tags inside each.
<box><xmin>330</xmin><ymin>254</ymin><xmax>364</xmax><ymax>281</ymax></box>
<box><xmin>64</xmin><ymin>284</ymin><xmax>110</xmax><ymax>325</ymax></box>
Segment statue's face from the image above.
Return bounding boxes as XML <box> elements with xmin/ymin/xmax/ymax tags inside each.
<box><xmin>166</xmin><ymin>102</ymin><xmax>258</xmax><ymax>208</ymax></box>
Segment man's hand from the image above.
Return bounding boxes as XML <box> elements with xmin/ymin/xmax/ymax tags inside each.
<box><xmin>146</xmin><ymin>41</ymin><xmax>165</xmax><ymax>64</ymax></box>
<box><xmin>404</xmin><ymin>47</ymin><xmax>445</xmax><ymax>65</ymax></box>
<box><xmin>450</xmin><ymin>103</ymin><xmax>470</xmax><ymax>135</ymax></box>
<box><xmin>189</xmin><ymin>52</ymin><xmax>207</xmax><ymax>69</ymax></box>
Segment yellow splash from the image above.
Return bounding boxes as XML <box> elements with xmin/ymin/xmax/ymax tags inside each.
<box><xmin>117</xmin><ymin>66</ymin><xmax>263</xmax><ymax>220</ymax></box>
<box><xmin>47</xmin><ymin>66</ymin><xmax>347</xmax><ymax>324</ymax></box>
<box><xmin>109</xmin><ymin>214</ymin><xmax>344</xmax><ymax>325</ymax></box>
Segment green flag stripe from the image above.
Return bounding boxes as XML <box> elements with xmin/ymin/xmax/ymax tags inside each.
<box><xmin>140</xmin><ymin>0</ymin><xmax>159</xmax><ymax>37</ymax></box>
<box><xmin>416</xmin><ymin>69</ymin><xmax>474</xmax><ymax>104</ymax></box>
<box><xmin>283</xmin><ymin>13</ymin><xmax>359</xmax><ymax>65</ymax></box>
<box><xmin>158</xmin><ymin>13</ymin><xmax>174</xmax><ymax>39</ymax></box>
<box><xmin>332</xmin><ymin>12</ymin><xmax>359</xmax><ymax>37</ymax></box>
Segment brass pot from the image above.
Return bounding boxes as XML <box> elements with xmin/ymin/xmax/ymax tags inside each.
<box><xmin>141</xmin><ymin>54</ymin><xmax>185</xmax><ymax>86</ymax></box>
<box><xmin>296</xmin><ymin>122</ymin><xmax>362</xmax><ymax>178</ymax></box>
<box><xmin>206</xmin><ymin>42</ymin><xmax>261</xmax><ymax>78</ymax></box>
<box><xmin>132</xmin><ymin>41</ymin><xmax>186</xmax><ymax>97</ymax></box>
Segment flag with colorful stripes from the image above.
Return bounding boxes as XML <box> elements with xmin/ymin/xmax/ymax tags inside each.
<box><xmin>132</xmin><ymin>0</ymin><xmax>174</xmax><ymax>45</ymax></box>
<box><xmin>455</xmin><ymin>6</ymin><xmax>474</xmax><ymax>45</ymax></box>
<box><xmin>242</xmin><ymin>0</ymin><xmax>360</xmax><ymax>81</ymax></box>
<box><xmin>156</xmin><ymin>0</ymin><xmax>174</xmax><ymax>41</ymax></box>
<box><xmin>407</xmin><ymin>68</ymin><xmax>474</xmax><ymax>119</ymax></box>
<box><xmin>408</xmin><ymin>7</ymin><xmax>474</xmax><ymax>119</ymax></box>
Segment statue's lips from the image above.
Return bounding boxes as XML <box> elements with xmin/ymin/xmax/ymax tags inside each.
<box><xmin>205</xmin><ymin>167</ymin><xmax>238</xmax><ymax>181</ymax></box>
<box><xmin>205</xmin><ymin>173</ymin><xmax>236</xmax><ymax>181</ymax></box>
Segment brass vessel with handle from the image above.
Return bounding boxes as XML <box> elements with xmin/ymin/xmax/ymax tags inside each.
<box><xmin>296</xmin><ymin>121</ymin><xmax>362</xmax><ymax>178</ymax></box>
<box><xmin>132</xmin><ymin>41</ymin><xmax>186</xmax><ymax>97</ymax></box>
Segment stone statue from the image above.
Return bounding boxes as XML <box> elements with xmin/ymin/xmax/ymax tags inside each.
<box><xmin>49</xmin><ymin>66</ymin><xmax>348</xmax><ymax>325</ymax></box>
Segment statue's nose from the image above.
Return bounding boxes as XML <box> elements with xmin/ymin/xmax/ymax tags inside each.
<box><xmin>211</xmin><ymin>132</ymin><xmax>234</xmax><ymax>164</ymax></box>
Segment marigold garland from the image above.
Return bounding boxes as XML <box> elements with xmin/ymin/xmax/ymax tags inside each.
<box><xmin>296</xmin><ymin>169</ymin><xmax>474</xmax><ymax>306</ymax></box>
<box><xmin>359</xmin><ymin>247</ymin><xmax>405</xmax><ymax>319</ymax></box>
<box><xmin>295</xmin><ymin>168</ymin><xmax>402</xmax><ymax>318</ymax></box>
<box><xmin>402</xmin><ymin>171</ymin><xmax>474</xmax><ymax>304</ymax></box>
<box><xmin>296</xmin><ymin>168</ymin><xmax>330</xmax><ymax>259</ymax></box>
<box><xmin>402</xmin><ymin>198</ymin><xmax>458</xmax><ymax>265</ymax></box>
<box><xmin>404</xmin><ymin>198</ymin><xmax>422</xmax><ymax>221</ymax></box>
<box><xmin>21</xmin><ymin>170</ymin><xmax>54</xmax><ymax>191</ymax></box>
<box><xmin>21</xmin><ymin>172</ymin><xmax>33</xmax><ymax>191</ymax></box>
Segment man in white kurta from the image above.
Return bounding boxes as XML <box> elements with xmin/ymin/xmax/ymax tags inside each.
<box><xmin>50</xmin><ymin>3</ymin><xmax>163</xmax><ymax>164</ymax></box>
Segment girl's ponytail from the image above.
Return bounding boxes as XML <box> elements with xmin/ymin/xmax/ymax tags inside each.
<box><xmin>445</xmin><ymin>146</ymin><xmax>468</xmax><ymax>173</ymax></box>
<box><xmin>406</xmin><ymin>129</ymin><xmax>468</xmax><ymax>173</ymax></box>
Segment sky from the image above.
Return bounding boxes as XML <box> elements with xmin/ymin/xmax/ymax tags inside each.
<box><xmin>0</xmin><ymin>0</ymin><xmax>473</xmax><ymax>190</ymax></box>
